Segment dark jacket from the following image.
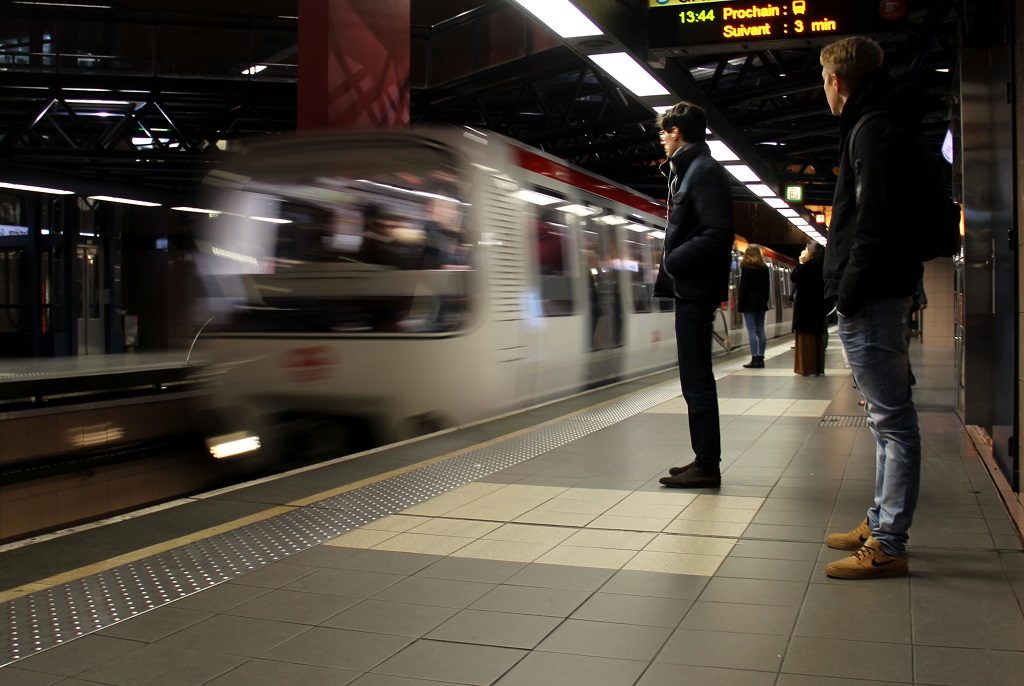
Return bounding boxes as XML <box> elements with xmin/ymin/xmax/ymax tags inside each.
<box><xmin>737</xmin><ymin>265</ymin><xmax>770</xmax><ymax>313</ymax></box>
<box><xmin>791</xmin><ymin>259</ymin><xmax>826</xmax><ymax>333</ymax></box>
<box><xmin>653</xmin><ymin>142</ymin><xmax>734</xmax><ymax>303</ymax></box>
<box><xmin>824</xmin><ymin>67</ymin><xmax>925</xmax><ymax>316</ymax></box>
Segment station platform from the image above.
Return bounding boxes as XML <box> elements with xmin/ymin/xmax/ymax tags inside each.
<box><xmin>0</xmin><ymin>351</ymin><xmax>201</xmax><ymax>414</ymax></box>
<box><xmin>1</xmin><ymin>338</ymin><xmax>1023</xmax><ymax>685</ymax></box>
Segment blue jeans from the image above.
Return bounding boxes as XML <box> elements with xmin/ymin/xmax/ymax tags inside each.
<box><xmin>674</xmin><ymin>300</ymin><xmax>721</xmax><ymax>469</ymax></box>
<box><xmin>839</xmin><ymin>297</ymin><xmax>921</xmax><ymax>556</ymax></box>
<box><xmin>743</xmin><ymin>310</ymin><xmax>767</xmax><ymax>356</ymax></box>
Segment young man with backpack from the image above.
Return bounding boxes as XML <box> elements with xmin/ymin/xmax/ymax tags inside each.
<box><xmin>820</xmin><ymin>36</ymin><xmax>947</xmax><ymax>579</ymax></box>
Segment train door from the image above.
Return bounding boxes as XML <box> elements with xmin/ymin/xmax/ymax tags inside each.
<box><xmin>581</xmin><ymin>212</ymin><xmax>624</xmax><ymax>383</ymax></box>
<box><xmin>75</xmin><ymin>244</ymin><xmax>105</xmax><ymax>355</ymax></box>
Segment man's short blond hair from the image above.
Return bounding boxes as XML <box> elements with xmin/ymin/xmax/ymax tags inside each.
<box><xmin>820</xmin><ymin>37</ymin><xmax>884</xmax><ymax>90</ymax></box>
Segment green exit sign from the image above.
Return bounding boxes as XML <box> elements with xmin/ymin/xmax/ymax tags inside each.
<box><xmin>784</xmin><ymin>185</ymin><xmax>804</xmax><ymax>203</ymax></box>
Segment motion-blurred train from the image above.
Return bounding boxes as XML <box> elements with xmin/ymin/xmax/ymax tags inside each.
<box><xmin>191</xmin><ymin>127</ymin><xmax>796</xmax><ymax>461</ymax></box>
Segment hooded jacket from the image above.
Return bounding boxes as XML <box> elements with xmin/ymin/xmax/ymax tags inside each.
<box><xmin>653</xmin><ymin>142</ymin><xmax>734</xmax><ymax>303</ymax></box>
<box><xmin>824</xmin><ymin>67</ymin><xmax>926</xmax><ymax>315</ymax></box>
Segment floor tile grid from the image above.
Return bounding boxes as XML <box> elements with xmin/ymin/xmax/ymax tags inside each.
<box><xmin>0</xmin><ymin>377</ymin><xmax>691</xmax><ymax>668</ymax></box>
<box><xmin>9</xmin><ymin>344</ymin><xmax>1024</xmax><ymax>684</ymax></box>
<box><xmin>326</xmin><ymin>488</ymin><xmax>752</xmax><ymax>577</ymax></box>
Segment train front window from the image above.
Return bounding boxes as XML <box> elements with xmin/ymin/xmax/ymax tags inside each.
<box><xmin>203</xmin><ymin>144</ymin><xmax>474</xmax><ymax>335</ymax></box>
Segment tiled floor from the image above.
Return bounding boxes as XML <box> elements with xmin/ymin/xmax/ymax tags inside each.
<box><xmin>2</xmin><ymin>342</ymin><xmax>1024</xmax><ymax>685</ymax></box>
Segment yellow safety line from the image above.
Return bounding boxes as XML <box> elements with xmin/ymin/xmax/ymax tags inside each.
<box><xmin>0</xmin><ymin>378</ymin><xmax>670</xmax><ymax>604</ymax></box>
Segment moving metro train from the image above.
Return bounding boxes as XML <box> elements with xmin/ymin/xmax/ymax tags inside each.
<box><xmin>192</xmin><ymin>127</ymin><xmax>796</xmax><ymax>461</ymax></box>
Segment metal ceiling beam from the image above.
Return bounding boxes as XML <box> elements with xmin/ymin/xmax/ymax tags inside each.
<box><xmin>659</xmin><ymin>59</ymin><xmax>780</xmax><ymax>190</ymax></box>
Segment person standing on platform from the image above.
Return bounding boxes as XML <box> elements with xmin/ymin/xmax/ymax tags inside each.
<box><xmin>791</xmin><ymin>242</ymin><xmax>826</xmax><ymax>376</ymax></box>
<box><xmin>652</xmin><ymin>101</ymin><xmax>734</xmax><ymax>490</ymax></box>
<box><xmin>738</xmin><ymin>245</ymin><xmax>770</xmax><ymax>369</ymax></box>
<box><xmin>819</xmin><ymin>36</ymin><xmax>925</xmax><ymax>579</ymax></box>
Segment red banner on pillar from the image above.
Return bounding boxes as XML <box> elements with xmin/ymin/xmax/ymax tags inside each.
<box><xmin>299</xmin><ymin>0</ymin><xmax>410</xmax><ymax>130</ymax></box>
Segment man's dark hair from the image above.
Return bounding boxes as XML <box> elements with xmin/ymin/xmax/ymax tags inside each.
<box><xmin>656</xmin><ymin>101</ymin><xmax>706</xmax><ymax>143</ymax></box>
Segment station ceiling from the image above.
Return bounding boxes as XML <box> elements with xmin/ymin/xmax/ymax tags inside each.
<box><xmin>0</xmin><ymin>0</ymin><xmax>966</xmax><ymax>209</ymax></box>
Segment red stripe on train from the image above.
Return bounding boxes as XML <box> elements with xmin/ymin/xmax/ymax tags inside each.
<box><xmin>514</xmin><ymin>147</ymin><xmax>666</xmax><ymax>217</ymax></box>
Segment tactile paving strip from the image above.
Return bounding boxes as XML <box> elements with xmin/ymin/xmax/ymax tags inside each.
<box><xmin>1</xmin><ymin>380</ymin><xmax>680</xmax><ymax>666</ymax></box>
<box><xmin>820</xmin><ymin>415</ymin><xmax>870</xmax><ymax>428</ymax></box>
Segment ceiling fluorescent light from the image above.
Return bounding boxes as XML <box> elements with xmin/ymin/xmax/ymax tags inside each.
<box><xmin>789</xmin><ymin>216</ymin><xmax>809</xmax><ymax>226</ymax></box>
<box><xmin>707</xmin><ymin>140</ymin><xmax>739</xmax><ymax>162</ymax></box>
<box><xmin>65</xmin><ymin>99</ymin><xmax>131</xmax><ymax>105</ymax></box>
<box><xmin>242</xmin><ymin>64</ymin><xmax>266</xmax><ymax>76</ymax></box>
<box><xmin>511</xmin><ymin>0</ymin><xmax>602</xmax><ymax>38</ymax></box>
<box><xmin>250</xmin><ymin>216</ymin><xmax>292</xmax><ymax>224</ymax></box>
<box><xmin>558</xmin><ymin>204</ymin><xmax>599</xmax><ymax>217</ymax></box>
<box><xmin>89</xmin><ymin>195</ymin><xmax>160</xmax><ymax>207</ymax></box>
<box><xmin>515</xmin><ymin>189</ymin><xmax>561</xmax><ymax>206</ymax></box>
<box><xmin>778</xmin><ymin>208</ymin><xmax>799</xmax><ymax>218</ymax></box>
<box><xmin>652</xmin><ymin>105</ymin><xmax>673</xmax><ymax>114</ymax></box>
<box><xmin>763</xmin><ymin>197</ymin><xmax>788</xmax><ymax>209</ymax></box>
<box><xmin>724</xmin><ymin>165</ymin><xmax>759</xmax><ymax>183</ymax></box>
<box><xmin>745</xmin><ymin>184</ymin><xmax>774</xmax><ymax>197</ymax></box>
<box><xmin>172</xmin><ymin>206</ymin><xmax>220</xmax><ymax>215</ymax></box>
<box><xmin>14</xmin><ymin>2</ymin><xmax>112</xmax><ymax>7</ymax></box>
<box><xmin>589</xmin><ymin>53</ymin><xmax>670</xmax><ymax>98</ymax></box>
<box><xmin>0</xmin><ymin>181</ymin><xmax>73</xmax><ymax>195</ymax></box>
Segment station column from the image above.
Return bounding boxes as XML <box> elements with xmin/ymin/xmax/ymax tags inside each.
<box><xmin>297</xmin><ymin>0</ymin><xmax>410</xmax><ymax>130</ymax></box>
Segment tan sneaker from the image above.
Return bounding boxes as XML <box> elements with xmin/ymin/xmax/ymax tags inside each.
<box><xmin>825</xmin><ymin>518</ymin><xmax>871</xmax><ymax>550</ymax></box>
<box><xmin>825</xmin><ymin>537</ymin><xmax>908</xmax><ymax>579</ymax></box>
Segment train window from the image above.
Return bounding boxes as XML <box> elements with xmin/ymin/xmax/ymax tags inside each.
<box><xmin>205</xmin><ymin>144</ymin><xmax>475</xmax><ymax>334</ymax></box>
<box><xmin>580</xmin><ymin>214</ymin><xmax>623</xmax><ymax>350</ymax></box>
<box><xmin>532</xmin><ymin>206</ymin><xmax>574</xmax><ymax>316</ymax></box>
<box><xmin>624</xmin><ymin>224</ymin><xmax>653</xmax><ymax>313</ymax></box>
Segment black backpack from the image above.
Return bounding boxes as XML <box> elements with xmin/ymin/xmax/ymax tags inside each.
<box><xmin>848</xmin><ymin>111</ymin><xmax>961</xmax><ymax>261</ymax></box>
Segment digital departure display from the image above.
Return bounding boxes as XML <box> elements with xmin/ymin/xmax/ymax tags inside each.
<box><xmin>647</xmin><ymin>1</ymin><xmax>911</xmax><ymax>54</ymax></box>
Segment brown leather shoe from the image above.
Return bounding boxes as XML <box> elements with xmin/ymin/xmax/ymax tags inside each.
<box><xmin>659</xmin><ymin>468</ymin><xmax>720</xmax><ymax>489</ymax></box>
<box><xmin>668</xmin><ymin>461</ymin><xmax>696</xmax><ymax>477</ymax></box>
<box><xmin>825</xmin><ymin>537</ymin><xmax>908</xmax><ymax>579</ymax></box>
<box><xmin>825</xmin><ymin>518</ymin><xmax>872</xmax><ymax>551</ymax></box>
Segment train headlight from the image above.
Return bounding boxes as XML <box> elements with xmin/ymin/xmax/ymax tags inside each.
<box><xmin>206</xmin><ymin>432</ymin><xmax>261</xmax><ymax>460</ymax></box>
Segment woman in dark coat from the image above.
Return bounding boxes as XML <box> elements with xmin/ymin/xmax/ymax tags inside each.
<box><xmin>791</xmin><ymin>242</ymin><xmax>827</xmax><ymax>375</ymax></box>
<box><xmin>737</xmin><ymin>245</ymin><xmax>770</xmax><ymax>368</ymax></box>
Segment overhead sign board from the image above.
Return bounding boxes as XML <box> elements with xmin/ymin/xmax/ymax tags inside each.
<box><xmin>648</xmin><ymin>1</ymin><xmax>912</xmax><ymax>55</ymax></box>
<box><xmin>784</xmin><ymin>184</ymin><xmax>804</xmax><ymax>203</ymax></box>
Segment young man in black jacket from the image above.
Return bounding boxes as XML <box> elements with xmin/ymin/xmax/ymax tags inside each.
<box><xmin>820</xmin><ymin>37</ymin><xmax>925</xmax><ymax>579</ymax></box>
<box><xmin>653</xmin><ymin>102</ymin><xmax>734</xmax><ymax>489</ymax></box>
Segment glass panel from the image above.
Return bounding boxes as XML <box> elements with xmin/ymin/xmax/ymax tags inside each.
<box><xmin>74</xmin><ymin>247</ymin><xmax>85</xmax><ymax>320</ymax></box>
<box><xmin>0</xmin><ymin>250</ymin><xmax>25</xmax><ymax>333</ymax></box>
<box><xmin>580</xmin><ymin>216</ymin><xmax>622</xmax><ymax>350</ymax></box>
<box><xmin>730</xmin><ymin>249</ymin><xmax>743</xmax><ymax>328</ymax></box>
<box><xmin>54</xmin><ymin>245</ymin><xmax>65</xmax><ymax>333</ymax></box>
<box><xmin>88</xmin><ymin>249</ymin><xmax>101</xmax><ymax>319</ymax></box>
<box><xmin>624</xmin><ymin>227</ymin><xmax>652</xmax><ymax>313</ymax></box>
<box><xmin>533</xmin><ymin>207</ymin><xmax>574</xmax><ymax>316</ymax></box>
